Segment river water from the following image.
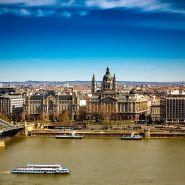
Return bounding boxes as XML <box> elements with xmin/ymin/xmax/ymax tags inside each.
<box><xmin>0</xmin><ymin>137</ymin><xmax>185</xmax><ymax>185</ymax></box>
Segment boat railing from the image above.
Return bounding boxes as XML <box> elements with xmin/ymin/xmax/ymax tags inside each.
<box><xmin>27</xmin><ymin>164</ymin><xmax>61</xmax><ymax>168</ymax></box>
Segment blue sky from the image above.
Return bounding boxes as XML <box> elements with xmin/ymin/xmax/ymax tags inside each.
<box><xmin>0</xmin><ymin>0</ymin><xmax>185</xmax><ymax>82</ymax></box>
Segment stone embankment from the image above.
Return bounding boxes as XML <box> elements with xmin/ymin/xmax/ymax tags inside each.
<box><xmin>28</xmin><ymin>129</ymin><xmax>185</xmax><ymax>138</ymax></box>
<box><xmin>30</xmin><ymin>129</ymin><xmax>144</xmax><ymax>138</ymax></box>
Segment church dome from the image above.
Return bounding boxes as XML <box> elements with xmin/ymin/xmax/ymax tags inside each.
<box><xmin>103</xmin><ymin>67</ymin><xmax>113</xmax><ymax>82</ymax></box>
<box><xmin>129</xmin><ymin>88</ymin><xmax>138</xmax><ymax>95</ymax></box>
<box><xmin>103</xmin><ymin>73</ymin><xmax>113</xmax><ymax>81</ymax></box>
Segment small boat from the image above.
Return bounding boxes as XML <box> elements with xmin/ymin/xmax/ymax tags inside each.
<box><xmin>121</xmin><ymin>132</ymin><xmax>143</xmax><ymax>140</ymax></box>
<box><xmin>11</xmin><ymin>164</ymin><xmax>70</xmax><ymax>174</ymax></box>
<box><xmin>56</xmin><ymin>131</ymin><xmax>83</xmax><ymax>139</ymax></box>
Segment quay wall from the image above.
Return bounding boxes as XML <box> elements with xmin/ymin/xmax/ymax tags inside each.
<box><xmin>30</xmin><ymin>129</ymin><xmax>139</xmax><ymax>138</ymax></box>
<box><xmin>150</xmin><ymin>132</ymin><xmax>185</xmax><ymax>138</ymax></box>
<box><xmin>29</xmin><ymin>129</ymin><xmax>185</xmax><ymax>138</ymax></box>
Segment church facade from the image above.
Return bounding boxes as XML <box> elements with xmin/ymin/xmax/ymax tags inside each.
<box><xmin>87</xmin><ymin>67</ymin><xmax>148</xmax><ymax>121</ymax></box>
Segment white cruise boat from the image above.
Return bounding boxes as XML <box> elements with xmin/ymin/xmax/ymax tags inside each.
<box><xmin>11</xmin><ymin>164</ymin><xmax>70</xmax><ymax>174</ymax></box>
<box><xmin>56</xmin><ymin>131</ymin><xmax>83</xmax><ymax>139</ymax></box>
<box><xmin>121</xmin><ymin>132</ymin><xmax>143</xmax><ymax>140</ymax></box>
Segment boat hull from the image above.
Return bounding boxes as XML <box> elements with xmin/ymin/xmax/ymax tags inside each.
<box><xmin>121</xmin><ymin>137</ymin><xmax>142</xmax><ymax>140</ymax></box>
<box><xmin>11</xmin><ymin>171</ymin><xmax>70</xmax><ymax>174</ymax></box>
<box><xmin>56</xmin><ymin>136</ymin><xmax>83</xmax><ymax>139</ymax></box>
<box><xmin>121</xmin><ymin>132</ymin><xmax>143</xmax><ymax>140</ymax></box>
<box><xmin>11</xmin><ymin>164</ymin><xmax>70</xmax><ymax>174</ymax></box>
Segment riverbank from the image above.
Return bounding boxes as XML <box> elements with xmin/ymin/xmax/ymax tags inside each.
<box><xmin>25</xmin><ymin>129</ymin><xmax>185</xmax><ymax>138</ymax></box>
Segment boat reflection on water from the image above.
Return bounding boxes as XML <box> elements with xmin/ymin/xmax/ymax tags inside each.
<box><xmin>121</xmin><ymin>132</ymin><xmax>143</xmax><ymax>140</ymax></box>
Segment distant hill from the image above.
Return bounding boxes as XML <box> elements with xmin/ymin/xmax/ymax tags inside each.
<box><xmin>0</xmin><ymin>80</ymin><xmax>184</xmax><ymax>86</ymax></box>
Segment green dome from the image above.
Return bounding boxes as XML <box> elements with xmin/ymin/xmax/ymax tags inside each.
<box><xmin>129</xmin><ymin>88</ymin><xmax>138</xmax><ymax>94</ymax></box>
<box><xmin>103</xmin><ymin>73</ymin><xmax>113</xmax><ymax>81</ymax></box>
<box><xmin>103</xmin><ymin>67</ymin><xmax>113</xmax><ymax>82</ymax></box>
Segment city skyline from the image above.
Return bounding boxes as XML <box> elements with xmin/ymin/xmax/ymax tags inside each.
<box><xmin>0</xmin><ymin>0</ymin><xmax>185</xmax><ymax>82</ymax></box>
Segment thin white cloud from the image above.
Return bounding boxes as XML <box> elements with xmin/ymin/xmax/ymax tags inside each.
<box><xmin>0</xmin><ymin>0</ymin><xmax>76</xmax><ymax>7</ymax></box>
<box><xmin>86</xmin><ymin>0</ymin><xmax>167</xmax><ymax>10</ymax></box>
<box><xmin>36</xmin><ymin>9</ymin><xmax>56</xmax><ymax>17</ymax></box>
<box><xmin>0</xmin><ymin>7</ymin><xmax>31</xmax><ymax>16</ymax></box>
<box><xmin>61</xmin><ymin>11</ymin><xmax>72</xmax><ymax>18</ymax></box>
<box><xmin>59</xmin><ymin>0</ymin><xmax>75</xmax><ymax>7</ymax></box>
<box><xmin>0</xmin><ymin>0</ymin><xmax>57</xmax><ymax>6</ymax></box>
<box><xmin>79</xmin><ymin>10</ymin><xmax>89</xmax><ymax>17</ymax></box>
<box><xmin>19</xmin><ymin>8</ymin><xmax>31</xmax><ymax>16</ymax></box>
<box><xmin>0</xmin><ymin>0</ymin><xmax>184</xmax><ymax>17</ymax></box>
<box><xmin>86</xmin><ymin>0</ymin><xmax>185</xmax><ymax>14</ymax></box>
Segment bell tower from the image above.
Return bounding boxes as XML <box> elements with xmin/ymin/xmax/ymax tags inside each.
<box><xmin>113</xmin><ymin>74</ymin><xmax>117</xmax><ymax>91</ymax></box>
<box><xmin>91</xmin><ymin>74</ymin><xmax>97</xmax><ymax>93</ymax></box>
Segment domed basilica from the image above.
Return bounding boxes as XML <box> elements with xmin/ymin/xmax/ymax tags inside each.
<box><xmin>92</xmin><ymin>67</ymin><xmax>117</xmax><ymax>95</ymax></box>
<box><xmin>87</xmin><ymin>67</ymin><xmax>148</xmax><ymax>121</ymax></box>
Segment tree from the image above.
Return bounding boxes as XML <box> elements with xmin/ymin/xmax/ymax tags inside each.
<box><xmin>12</xmin><ymin>111</ymin><xmax>19</xmax><ymax>122</ymax></box>
<box><xmin>79</xmin><ymin>106</ymin><xmax>88</xmax><ymax>121</ymax></box>
<box><xmin>99</xmin><ymin>103</ymin><xmax>116</xmax><ymax>123</ymax></box>
<box><xmin>40</xmin><ymin>112</ymin><xmax>48</xmax><ymax>121</ymax></box>
<box><xmin>60</xmin><ymin>110</ymin><xmax>70</xmax><ymax>124</ymax></box>
<box><xmin>24</xmin><ymin>112</ymin><xmax>30</xmax><ymax>121</ymax></box>
<box><xmin>0</xmin><ymin>111</ymin><xmax>10</xmax><ymax>121</ymax></box>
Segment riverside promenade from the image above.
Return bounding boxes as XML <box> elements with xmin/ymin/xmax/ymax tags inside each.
<box><xmin>19</xmin><ymin>121</ymin><xmax>185</xmax><ymax>138</ymax></box>
<box><xmin>30</xmin><ymin>129</ymin><xmax>143</xmax><ymax>138</ymax></box>
<box><xmin>28</xmin><ymin>128</ymin><xmax>185</xmax><ymax>138</ymax></box>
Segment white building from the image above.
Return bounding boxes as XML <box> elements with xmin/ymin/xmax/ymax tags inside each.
<box><xmin>0</xmin><ymin>94</ymin><xmax>24</xmax><ymax>115</ymax></box>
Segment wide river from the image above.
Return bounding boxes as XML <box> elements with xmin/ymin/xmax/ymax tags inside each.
<box><xmin>0</xmin><ymin>137</ymin><xmax>185</xmax><ymax>185</ymax></box>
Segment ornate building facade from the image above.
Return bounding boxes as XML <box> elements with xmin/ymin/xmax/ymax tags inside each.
<box><xmin>23</xmin><ymin>91</ymin><xmax>79</xmax><ymax>121</ymax></box>
<box><xmin>150</xmin><ymin>98</ymin><xmax>165</xmax><ymax>123</ymax></box>
<box><xmin>87</xmin><ymin>67</ymin><xmax>148</xmax><ymax>121</ymax></box>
